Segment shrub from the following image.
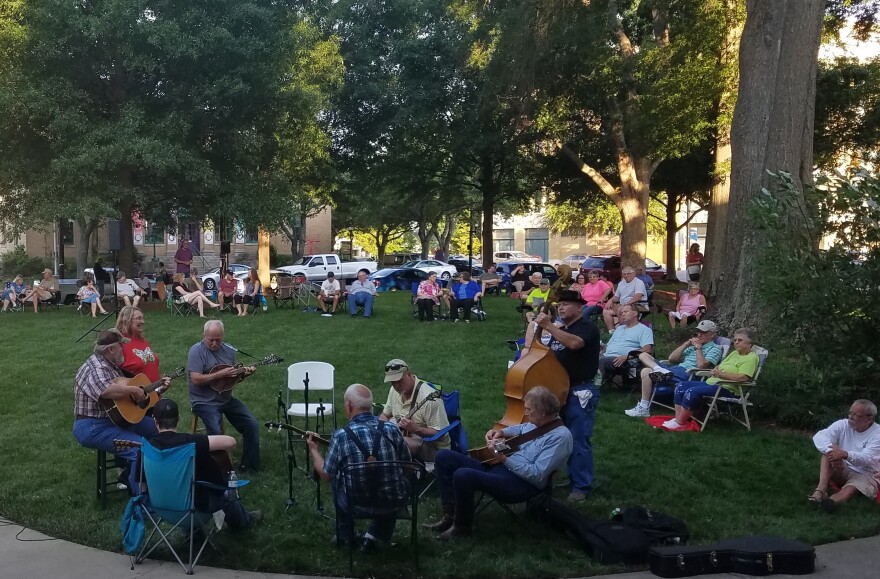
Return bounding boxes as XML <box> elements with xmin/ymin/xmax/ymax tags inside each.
<box><xmin>752</xmin><ymin>171</ymin><xmax>880</xmax><ymax>427</ymax></box>
<box><xmin>0</xmin><ymin>246</ymin><xmax>53</xmax><ymax>280</ymax></box>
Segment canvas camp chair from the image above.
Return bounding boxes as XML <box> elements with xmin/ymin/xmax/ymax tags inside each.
<box><xmin>649</xmin><ymin>336</ymin><xmax>732</xmax><ymax>411</ymax></box>
<box><xmin>417</xmin><ymin>382</ymin><xmax>468</xmax><ymax>498</ymax></box>
<box><xmin>135</xmin><ymin>439</ymin><xmax>227</xmax><ymax>574</ymax></box>
<box><xmin>689</xmin><ymin>345</ymin><xmax>768</xmax><ymax>432</ymax></box>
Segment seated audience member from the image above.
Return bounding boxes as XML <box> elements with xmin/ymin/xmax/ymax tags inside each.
<box><xmin>624</xmin><ymin>320</ymin><xmax>723</xmax><ymax>417</ymax></box>
<box><xmin>425</xmin><ymin>387</ymin><xmax>572</xmax><ymax>540</ymax></box>
<box><xmin>318</xmin><ymin>271</ymin><xmax>340</xmax><ymax>316</ymax></box>
<box><xmin>172</xmin><ymin>272</ymin><xmax>220</xmax><ymax>318</ymax></box>
<box><xmin>347</xmin><ymin>268</ymin><xmax>376</xmax><ymax>318</ymax></box>
<box><xmin>134</xmin><ymin>271</ymin><xmax>152</xmax><ymax>301</ymax></box>
<box><xmin>449</xmin><ymin>272</ymin><xmax>482</xmax><ymax>323</ymax></box>
<box><xmin>306</xmin><ymin>384</ymin><xmax>411</xmax><ymax>551</ymax></box>
<box><xmin>569</xmin><ymin>272</ymin><xmax>586</xmax><ymax>294</ymax></box>
<box><xmin>416</xmin><ymin>272</ymin><xmax>441</xmax><ymax>322</ymax></box>
<box><xmin>599</xmin><ymin>304</ymin><xmax>654</xmax><ymax>387</ymax></box>
<box><xmin>116</xmin><ymin>271</ymin><xmax>146</xmax><ymax>308</ymax></box>
<box><xmin>217</xmin><ymin>269</ymin><xmax>238</xmax><ymax>311</ymax></box>
<box><xmin>149</xmin><ymin>398</ymin><xmax>260</xmax><ymax>528</ymax></box>
<box><xmin>662</xmin><ymin>328</ymin><xmax>758</xmax><ymax>431</ymax></box>
<box><xmin>580</xmin><ymin>270</ymin><xmax>613</xmax><ymax>320</ymax></box>
<box><xmin>234</xmin><ymin>269</ymin><xmax>261</xmax><ymax>317</ymax></box>
<box><xmin>634</xmin><ymin>266</ymin><xmax>655</xmax><ymax>298</ymax></box>
<box><xmin>809</xmin><ymin>399</ymin><xmax>880</xmax><ymax>512</ymax></box>
<box><xmin>479</xmin><ymin>264</ymin><xmax>503</xmax><ymax>296</ymax></box>
<box><xmin>668</xmin><ymin>282</ymin><xmax>707</xmax><ymax>327</ymax></box>
<box><xmin>602</xmin><ymin>266</ymin><xmax>647</xmax><ymax>331</ymax></box>
<box><xmin>1</xmin><ymin>274</ymin><xmax>27</xmax><ymax>312</ymax></box>
<box><xmin>509</xmin><ymin>264</ymin><xmax>531</xmax><ymax>294</ymax></box>
<box><xmin>22</xmin><ymin>268</ymin><xmax>60</xmax><ymax>313</ymax></box>
<box><xmin>76</xmin><ymin>276</ymin><xmax>109</xmax><ymax>317</ymax></box>
<box><xmin>185</xmin><ymin>267</ymin><xmax>204</xmax><ymax>292</ymax></box>
<box><xmin>521</xmin><ymin>278</ymin><xmax>551</xmax><ymax>322</ymax></box>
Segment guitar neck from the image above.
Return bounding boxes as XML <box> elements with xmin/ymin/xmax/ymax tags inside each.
<box><xmin>264</xmin><ymin>422</ymin><xmax>330</xmax><ymax>446</ymax></box>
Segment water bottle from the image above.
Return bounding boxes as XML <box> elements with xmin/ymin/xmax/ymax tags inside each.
<box><xmin>228</xmin><ymin>470</ymin><xmax>239</xmax><ymax>499</ymax></box>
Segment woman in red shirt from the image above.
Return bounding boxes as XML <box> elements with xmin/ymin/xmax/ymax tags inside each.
<box><xmin>686</xmin><ymin>243</ymin><xmax>704</xmax><ymax>281</ymax></box>
<box><xmin>115</xmin><ymin>306</ymin><xmax>161</xmax><ymax>381</ymax></box>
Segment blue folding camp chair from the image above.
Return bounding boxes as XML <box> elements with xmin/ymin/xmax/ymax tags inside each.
<box><xmin>135</xmin><ymin>439</ymin><xmax>230</xmax><ymax>575</ymax></box>
<box><xmin>418</xmin><ymin>382</ymin><xmax>468</xmax><ymax>498</ymax></box>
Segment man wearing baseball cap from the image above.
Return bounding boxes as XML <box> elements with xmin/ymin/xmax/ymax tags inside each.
<box><xmin>379</xmin><ymin>359</ymin><xmax>450</xmax><ymax>460</ymax></box>
<box><xmin>73</xmin><ymin>329</ymin><xmax>161</xmax><ymax>493</ymax></box>
<box><xmin>534</xmin><ymin>289</ymin><xmax>601</xmax><ymax>502</ymax></box>
<box><xmin>624</xmin><ymin>320</ymin><xmax>724</xmax><ymax>418</ymax></box>
<box><xmin>21</xmin><ymin>267</ymin><xmax>59</xmax><ymax>312</ymax></box>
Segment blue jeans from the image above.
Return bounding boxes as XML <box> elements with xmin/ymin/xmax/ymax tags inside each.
<box><xmin>332</xmin><ymin>478</ymin><xmax>398</xmax><ymax>542</ymax></box>
<box><xmin>657</xmin><ymin>363</ymin><xmax>691</xmax><ymax>384</ymax></box>
<box><xmin>73</xmin><ymin>417</ymin><xmax>159</xmax><ymax>493</ymax></box>
<box><xmin>562</xmin><ymin>383</ymin><xmax>600</xmax><ymax>494</ymax></box>
<box><xmin>582</xmin><ymin>304</ymin><xmax>603</xmax><ymax>320</ymax></box>
<box><xmin>347</xmin><ymin>292</ymin><xmax>374</xmax><ymax>317</ymax></box>
<box><xmin>673</xmin><ymin>381</ymin><xmax>736</xmax><ymax>410</ymax></box>
<box><xmin>434</xmin><ymin>450</ymin><xmax>539</xmax><ymax>527</ymax></box>
<box><xmin>192</xmin><ymin>398</ymin><xmax>261</xmax><ymax>470</ymax></box>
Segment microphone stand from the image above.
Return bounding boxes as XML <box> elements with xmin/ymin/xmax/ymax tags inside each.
<box><xmin>275</xmin><ymin>390</ymin><xmax>297</xmax><ymax>510</ymax></box>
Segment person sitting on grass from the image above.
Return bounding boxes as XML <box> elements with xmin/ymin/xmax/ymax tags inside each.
<box><xmin>668</xmin><ymin>282</ymin><xmax>707</xmax><ymax>327</ymax></box>
<box><xmin>624</xmin><ymin>320</ymin><xmax>723</xmax><ymax>418</ymax></box>
<box><xmin>76</xmin><ymin>276</ymin><xmax>109</xmax><ymax>317</ymax></box>
<box><xmin>449</xmin><ymin>271</ymin><xmax>482</xmax><ymax>323</ymax></box>
<box><xmin>598</xmin><ymin>304</ymin><xmax>654</xmax><ymax>387</ymax></box>
<box><xmin>116</xmin><ymin>271</ymin><xmax>146</xmax><ymax>308</ymax></box>
<box><xmin>149</xmin><ymin>398</ymin><xmax>261</xmax><ymax>528</ymax></box>
<box><xmin>172</xmin><ymin>272</ymin><xmax>221</xmax><ymax>318</ymax></box>
<box><xmin>1</xmin><ymin>274</ymin><xmax>27</xmax><ymax>312</ymax></box>
<box><xmin>318</xmin><ymin>271</ymin><xmax>340</xmax><ymax>316</ymax></box>
<box><xmin>809</xmin><ymin>399</ymin><xmax>880</xmax><ymax>513</ymax></box>
<box><xmin>661</xmin><ymin>328</ymin><xmax>758</xmax><ymax>431</ymax></box>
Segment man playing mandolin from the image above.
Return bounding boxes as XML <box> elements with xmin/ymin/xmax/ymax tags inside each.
<box><xmin>534</xmin><ymin>289</ymin><xmax>601</xmax><ymax>503</ymax></box>
<box><xmin>379</xmin><ymin>359</ymin><xmax>449</xmax><ymax>461</ymax></box>
<box><xmin>426</xmin><ymin>386</ymin><xmax>572</xmax><ymax>540</ymax></box>
<box><xmin>73</xmin><ymin>329</ymin><xmax>165</xmax><ymax>493</ymax></box>
<box><xmin>188</xmin><ymin>320</ymin><xmax>262</xmax><ymax>472</ymax></box>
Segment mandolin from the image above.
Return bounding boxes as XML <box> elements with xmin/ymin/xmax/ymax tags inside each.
<box><xmin>101</xmin><ymin>368</ymin><xmax>186</xmax><ymax>427</ymax></box>
<box><xmin>208</xmin><ymin>354</ymin><xmax>283</xmax><ymax>393</ymax></box>
<box><xmin>264</xmin><ymin>421</ymin><xmax>330</xmax><ymax>446</ymax></box>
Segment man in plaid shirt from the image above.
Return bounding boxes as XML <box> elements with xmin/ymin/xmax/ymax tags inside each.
<box><xmin>308</xmin><ymin>383</ymin><xmax>410</xmax><ymax>552</ymax></box>
<box><xmin>72</xmin><ymin>329</ymin><xmax>166</xmax><ymax>493</ymax></box>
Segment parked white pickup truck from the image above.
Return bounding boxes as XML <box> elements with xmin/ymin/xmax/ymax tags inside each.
<box><xmin>277</xmin><ymin>254</ymin><xmax>378</xmax><ymax>282</ymax></box>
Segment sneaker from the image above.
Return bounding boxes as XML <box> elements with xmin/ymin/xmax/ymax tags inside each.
<box><xmin>649</xmin><ymin>370</ymin><xmax>672</xmax><ymax>384</ymax></box>
<box><xmin>567</xmin><ymin>490</ymin><xmax>587</xmax><ymax>502</ymax></box>
<box><xmin>662</xmin><ymin>419</ymin><xmax>684</xmax><ymax>430</ymax></box>
<box><xmin>624</xmin><ymin>405</ymin><xmax>650</xmax><ymax>418</ymax></box>
<box><xmin>321</xmin><ymin>313</ymin><xmax>332</xmax><ymax>317</ymax></box>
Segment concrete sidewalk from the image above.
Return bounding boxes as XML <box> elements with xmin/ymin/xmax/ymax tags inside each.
<box><xmin>1</xmin><ymin>517</ymin><xmax>878</xmax><ymax>578</ymax></box>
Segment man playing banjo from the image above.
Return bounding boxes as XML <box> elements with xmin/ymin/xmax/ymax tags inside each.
<box><xmin>188</xmin><ymin>320</ymin><xmax>261</xmax><ymax>472</ymax></box>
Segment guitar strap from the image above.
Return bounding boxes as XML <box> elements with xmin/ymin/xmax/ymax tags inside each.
<box><xmin>507</xmin><ymin>417</ymin><xmax>564</xmax><ymax>452</ymax></box>
<box><xmin>342</xmin><ymin>422</ymin><xmax>388</xmax><ymax>463</ymax></box>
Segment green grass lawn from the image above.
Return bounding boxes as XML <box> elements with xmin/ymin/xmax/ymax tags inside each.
<box><xmin>1</xmin><ymin>293</ymin><xmax>878</xmax><ymax>578</ymax></box>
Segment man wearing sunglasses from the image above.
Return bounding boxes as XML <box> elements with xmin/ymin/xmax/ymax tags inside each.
<box><xmin>379</xmin><ymin>359</ymin><xmax>450</xmax><ymax>460</ymax></box>
<box><xmin>810</xmin><ymin>399</ymin><xmax>880</xmax><ymax>512</ymax></box>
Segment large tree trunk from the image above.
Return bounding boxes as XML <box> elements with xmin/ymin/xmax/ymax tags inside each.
<box><xmin>664</xmin><ymin>192</ymin><xmax>679</xmax><ymax>280</ymax></box>
<box><xmin>75</xmin><ymin>217</ymin><xmax>99</xmax><ymax>278</ymax></box>
<box><xmin>479</xmin><ymin>156</ymin><xmax>497</xmax><ymax>266</ymax></box>
<box><xmin>702</xmin><ymin>0</ymin><xmax>743</xmax><ymax>298</ymax></box>
<box><xmin>118</xmin><ymin>201</ymin><xmax>136</xmax><ymax>276</ymax></box>
<box><xmin>712</xmin><ymin>0</ymin><xmax>824</xmax><ymax>332</ymax></box>
<box><xmin>614</xmin><ymin>154</ymin><xmax>654</xmax><ymax>267</ymax></box>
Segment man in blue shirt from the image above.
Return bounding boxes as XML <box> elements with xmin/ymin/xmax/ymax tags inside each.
<box><xmin>426</xmin><ymin>386</ymin><xmax>572</xmax><ymax>539</ymax></box>
<box><xmin>308</xmin><ymin>383</ymin><xmax>410</xmax><ymax>552</ymax></box>
<box><xmin>599</xmin><ymin>304</ymin><xmax>654</xmax><ymax>387</ymax></box>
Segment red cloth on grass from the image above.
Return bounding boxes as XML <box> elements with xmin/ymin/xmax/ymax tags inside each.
<box><xmin>646</xmin><ymin>415</ymin><xmax>701</xmax><ymax>433</ymax></box>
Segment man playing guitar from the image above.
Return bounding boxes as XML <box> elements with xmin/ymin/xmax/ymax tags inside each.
<box><xmin>73</xmin><ymin>329</ymin><xmax>168</xmax><ymax>493</ymax></box>
<box><xmin>378</xmin><ymin>358</ymin><xmax>449</xmax><ymax>461</ymax></box>
<box><xmin>188</xmin><ymin>320</ymin><xmax>261</xmax><ymax>472</ymax></box>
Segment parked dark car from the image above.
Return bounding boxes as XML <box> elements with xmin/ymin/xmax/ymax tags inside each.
<box><xmin>369</xmin><ymin>267</ymin><xmax>451</xmax><ymax>292</ymax></box>
<box><xmin>495</xmin><ymin>261</ymin><xmax>560</xmax><ymax>289</ymax></box>
<box><xmin>447</xmin><ymin>258</ymin><xmax>484</xmax><ymax>276</ymax></box>
<box><xmin>579</xmin><ymin>255</ymin><xmax>666</xmax><ymax>283</ymax></box>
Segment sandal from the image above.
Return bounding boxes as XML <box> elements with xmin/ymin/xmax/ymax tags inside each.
<box><xmin>807</xmin><ymin>489</ymin><xmax>826</xmax><ymax>504</ymax></box>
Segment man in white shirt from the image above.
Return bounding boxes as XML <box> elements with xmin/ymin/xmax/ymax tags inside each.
<box><xmin>115</xmin><ymin>271</ymin><xmax>146</xmax><ymax>308</ymax></box>
<box><xmin>318</xmin><ymin>272</ymin><xmax>341</xmax><ymax>316</ymax></box>
<box><xmin>602</xmin><ymin>266</ymin><xmax>647</xmax><ymax>331</ymax></box>
<box><xmin>810</xmin><ymin>399</ymin><xmax>880</xmax><ymax>512</ymax></box>
<box><xmin>347</xmin><ymin>268</ymin><xmax>377</xmax><ymax>318</ymax></box>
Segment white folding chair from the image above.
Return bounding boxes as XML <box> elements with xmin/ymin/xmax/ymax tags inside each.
<box><xmin>286</xmin><ymin>361</ymin><xmax>337</xmax><ymax>434</ymax></box>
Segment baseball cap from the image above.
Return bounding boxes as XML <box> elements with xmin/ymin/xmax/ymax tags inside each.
<box><xmin>384</xmin><ymin>358</ymin><xmax>409</xmax><ymax>382</ymax></box>
<box><xmin>696</xmin><ymin>320</ymin><xmax>718</xmax><ymax>333</ymax></box>
<box><xmin>152</xmin><ymin>398</ymin><xmax>179</xmax><ymax>422</ymax></box>
<box><xmin>539</xmin><ymin>278</ymin><xmax>550</xmax><ymax>286</ymax></box>
<box><xmin>96</xmin><ymin>328</ymin><xmax>130</xmax><ymax>346</ymax></box>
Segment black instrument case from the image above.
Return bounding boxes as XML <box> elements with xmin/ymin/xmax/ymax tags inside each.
<box><xmin>650</xmin><ymin>535</ymin><xmax>815</xmax><ymax>577</ymax></box>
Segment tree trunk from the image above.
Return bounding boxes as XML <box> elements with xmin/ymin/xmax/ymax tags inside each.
<box><xmin>75</xmin><ymin>217</ymin><xmax>99</xmax><ymax>278</ymax></box>
<box><xmin>118</xmin><ymin>201</ymin><xmax>136</xmax><ymax>276</ymax></box>
<box><xmin>702</xmin><ymin>0</ymin><xmax>743</xmax><ymax>298</ymax></box>
<box><xmin>664</xmin><ymin>193</ymin><xmax>679</xmax><ymax>280</ymax></box>
<box><xmin>615</xmin><ymin>154</ymin><xmax>654</xmax><ymax>267</ymax></box>
<box><xmin>479</xmin><ymin>156</ymin><xmax>497</xmax><ymax>266</ymax></box>
<box><xmin>712</xmin><ymin>0</ymin><xmax>824</xmax><ymax>332</ymax></box>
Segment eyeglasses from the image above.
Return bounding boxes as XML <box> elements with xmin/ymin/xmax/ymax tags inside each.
<box><xmin>849</xmin><ymin>412</ymin><xmax>872</xmax><ymax>419</ymax></box>
<box><xmin>385</xmin><ymin>363</ymin><xmax>407</xmax><ymax>372</ymax></box>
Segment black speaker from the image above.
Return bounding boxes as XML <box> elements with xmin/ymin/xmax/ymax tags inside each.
<box><xmin>108</xmin><ymin>220</ymin><xmax>124</xmax><ymax>251</ymax></box>
<box><xmin>220</xmin><ymin>241</ymin><xmax>231</xmax><ymax>255</ymax></box>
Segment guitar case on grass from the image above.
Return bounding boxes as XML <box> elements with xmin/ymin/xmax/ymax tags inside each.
<box><xmin>650</xmin><ymin>535</ymin><xmax>815</xmax><ymax>577</ymax></box>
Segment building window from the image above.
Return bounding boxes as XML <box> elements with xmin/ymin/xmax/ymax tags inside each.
<box><xmin>145</xmin><ymin>224</ymin><xmax>164</xmax><ymax>244</ymax></box>
<box><xmin>60</xmin><ymin>220</ymin><xmax>74</xmax><ymax>245</ymax></box>
<box><xmin>494</xmin><ymin>228</ymin><xmax>514</xmax><ymax>252</ymax></box>
<box><xmin>525</xmin><ymin>228</ymin><xmax>549</xmax><ymax>261</ymax></box>
<box><xmin>213</xmin><ymin>220</ymin><xmax>234</xmax><ymax>244</ymax></box>
<box><xmin>245</xmin><ymin>227</ymin><xmax>258</xmax><ymax>244</ymax></box>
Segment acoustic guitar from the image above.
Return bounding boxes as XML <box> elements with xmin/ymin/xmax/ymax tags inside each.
<box><xmin>395</xmin><ymin>389</ymin><xmax>441</xmax><ymax>436</ymax></box>
<box><xmin>208</xmin><ymin>354</ymin><xmax>283</xmax><ymax>393</ymax></box>
<box><xmin>468</xmin><ymin>418</ymin><xmax>564</xmax><ymax>465</ymax></box>
<box><xmin>264</xmin><ymin>421</ymin><xmax>331</xmax><ymax>446</ymax></box>
<box><xmin>101</xmin><ymin>368</ymin><xmax>186</xmax><ymax>427</ymax></box>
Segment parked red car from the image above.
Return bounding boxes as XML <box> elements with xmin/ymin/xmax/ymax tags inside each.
<box><xmin>579</xmin><ymin>255</ymin><xmax>666</xmax><ymax>283</ymax></box>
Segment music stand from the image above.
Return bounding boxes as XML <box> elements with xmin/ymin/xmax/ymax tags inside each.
<box><xmin>75</xmin><ymin>250</ymin><xmax>120</xmax><ymax>343</ymax></box>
